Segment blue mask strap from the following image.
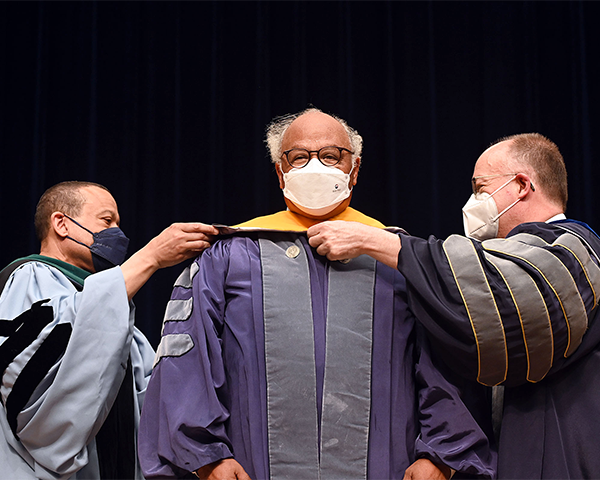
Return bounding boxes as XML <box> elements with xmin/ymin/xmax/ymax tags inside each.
<box><xmin>63</xmin><ymin>214</ymin><xmax>95</xmax><ymax>236</ymax></box>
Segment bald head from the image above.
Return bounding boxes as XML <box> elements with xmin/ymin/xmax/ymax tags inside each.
<box><xmin>265</xmin><ymin>107</ymin><xmax>363</xmax><ymax>164</ymax></box>
<box><xmin>281</xmin><ymin>111</ymin><xmax>353</xmax><ymax>156</ymax></box>
<box><xmin>470</xmin><ymin>133</ymin><xmax>567</xmax><ymax>238</ymax></box>
<box><xmin>475</xmin><ymin>134</ymin><xmax>568</xmax><ymax>211</ymax></box>
<box><xmin>499</xmin><ymin>133</ymin><xmax>568</xmax><ymax>211</ymax></box>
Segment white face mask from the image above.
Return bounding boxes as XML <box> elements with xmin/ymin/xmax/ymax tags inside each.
<box><xmin>462</xmin><ymin>175</ymin><xmax>520</xmax><ymax>241</ymax></box>
<box><xmin>282</xmin><ymin>158</ymin><xmax>353</xmax><ymax>217</ymax></box>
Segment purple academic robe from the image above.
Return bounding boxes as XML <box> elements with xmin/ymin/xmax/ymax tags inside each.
<box><xmin>139</xmin><ymin>232</ymin><xmax>495</xmax><ymax>479</ymax></box>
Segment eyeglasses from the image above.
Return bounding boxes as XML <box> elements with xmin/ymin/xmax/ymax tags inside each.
<box><xmin>281</xmin><ymin>146</ymin><xmax>353</xmax><ymax>168</ymax></box>
<box><xmin>471</xmin><ymin>173</ymin><xmax>517</xmax><ymax>194</ymax></box>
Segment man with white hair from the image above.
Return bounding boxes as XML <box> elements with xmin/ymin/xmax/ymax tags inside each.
<box><xmin>138</xmin><ymin>108</ymin><xmax>495</xmax><ymax>480</ymax></box>
<box><xmin>308</xmin><ymin>133</ymin><xmax>600</xmax><ymax>479</ymax></box>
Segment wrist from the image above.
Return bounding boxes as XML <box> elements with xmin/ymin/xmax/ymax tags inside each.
<box><xmin>120</xmin><ymin>249</ymin><xmax>160</xmax><ymax>299</ymax></box>
<box><xmin>362</xmin><ymin>228</ymin><xmax>400</xmax><ymax>269</ymax></box>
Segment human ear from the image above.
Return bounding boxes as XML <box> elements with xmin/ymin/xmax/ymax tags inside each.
<box><xmin>275</xmin><ymin>162</ymin><xmax>285</xmax><ymax>190</ymax></box>
<box><xmin>50</xmin><ymin>212</ymin><xmax>69</xmax><ymax>238</ymax></box>
<box><xmin>350</xmin><ymin>157</ymin><xmax>361</xmax><ymax>187</ymax></box>
<box><xmin>515</xmin><ymin>173</ymin><xmax>535</xmax><ymax>198</ymax></box>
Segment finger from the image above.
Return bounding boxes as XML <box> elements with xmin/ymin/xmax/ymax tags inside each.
<box><xmin>307</xmin><ymin>235</ymin><xmax>322</xmax><ymax>248</ymax></box>
<box><xmin>179</xmin><ymin>223</ymin><xmax>221</xmax><ymax>235</ymax></box>
<box><xmin>193</xmin><ymin>224</ymin><xmax>220</xmax><ymax>236</ymax></box>
<box><xmin>185</xmin><ymin>233</ymin><xmax>217</xmax><ymax>243</ymax></box>
<box><xmin>184</xmin><ymin>240</ymin><xmax>213</xmax><ymax>252</ymax></box>
<box><xmin>306</xmin><ymin>225</ymin><xmax>319</xmax><ymax>237</ymax></box>
<box><xmin>326</xmin><ymin>252</ymin><xmax>342</xmax><ymax>262</ymax></box>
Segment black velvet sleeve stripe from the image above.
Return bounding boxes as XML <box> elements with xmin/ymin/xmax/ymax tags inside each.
<box><xmin>5</xmin><ymin>322</ymin><xmax>72</xmax><ymax>439</ymax></box>
<box><xmin>0</xmin><ymin>300</ymin><xmax>53</xmax><ymax>378</ymax></box>
<box><xmin>0</xmin><ymin>320</ymin><xmax>20</xmax><ymax>337</ymax></box>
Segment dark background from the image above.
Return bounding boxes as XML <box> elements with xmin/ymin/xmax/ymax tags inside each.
<box><xmin>1</xmin><ymin>1</ymin><xmax>598</xmax><ymax>347</ymax></box>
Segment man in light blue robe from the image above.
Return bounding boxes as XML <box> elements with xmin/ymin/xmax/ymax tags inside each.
<box><xmin>0</xmin><ymin>181</ymin><xmax>217</xmax><ymax>480</ymax></box>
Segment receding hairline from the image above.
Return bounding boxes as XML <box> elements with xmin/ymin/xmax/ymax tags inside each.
<box><xmin>485</xmin><ymin>133</ymin><xmax>568</xmax><ymax>210</ymax></box>
<box><xmin>483</xmin><ymin>135</ymin><xmax>538</xmax><ymax>172</ymax></box>
<box><xmin>282</xmin><ymin>111</ymin><xmax>353</xmax><ymax>148</ymax></box>
<box><xmin>34</xmin><ymin>181</ymin><xmax>112</xmax><ymax>243</ymax></box>
<box><xmin>265</xmin><ymin>107</ymin><xmax>363</xmax><ymax>164</ymax></box>
<box><xmin>42</xmin><ymin>180</ymin><xmax>110</xmax><ymax>196</ymax></box>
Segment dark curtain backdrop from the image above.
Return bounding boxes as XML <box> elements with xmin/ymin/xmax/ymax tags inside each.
<box><xmin>1</xmin><ymin>1</ymin><xmax>598</xmax><ymax>347</ymax></box>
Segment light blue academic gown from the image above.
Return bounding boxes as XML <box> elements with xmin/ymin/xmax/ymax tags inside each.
<box><xmin>0</xmin><ymin>259</ymin><xmax>154</xmax><ymax>480</ymax></box>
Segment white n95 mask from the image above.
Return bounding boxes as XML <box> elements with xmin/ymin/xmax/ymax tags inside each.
<box><xmin>462</xmin><ymin>175</ymin><xmax>520</xmax><ymax>241</ymax></box>
<box><xmin>283</xmin><ymin>159</ymin><xmax>353</xmax><ymax>217</ymax></box>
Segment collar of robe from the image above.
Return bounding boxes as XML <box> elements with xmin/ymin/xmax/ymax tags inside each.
<box><xmin>11</xmin><ymin>255</ymin><xmax>90</xmax><ymax>287</ymax></box>
<box><xmin>216</xmin><ymin>207</ymin><xmax>392</xmax><ymax>233</ymax></box>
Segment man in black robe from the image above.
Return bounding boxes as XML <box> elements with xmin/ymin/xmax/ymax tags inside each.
<box><xmin>308</xmin><ymin>133</ymin><xmax>600</xmax><ymax>479</ymax></box>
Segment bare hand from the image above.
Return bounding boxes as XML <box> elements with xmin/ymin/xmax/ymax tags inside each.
<box><xmin>142</xmin><ymin>222</ymin><xmax>219</xmax><ymax>270</ymax></box>
<box><xmin>194</xmin><ymin>458</ymin><xmax>251</xmax><ymax>480</ymax></box>
<box><xmin>307</xmin><ymin>221</ymin><xmax>401</xmax><ymax>268</ymax></box>
<box><xmin>403</xmin><ymin>458</ymin><xmax>452</xmax><ymax>480</ymax></box>
<box><xmin>307</xmin><ymin>221</ymin><xmax>376</xmax><ymax>260</ymax></box>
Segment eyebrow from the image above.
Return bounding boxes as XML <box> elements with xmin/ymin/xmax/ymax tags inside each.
<box><xmin>97</xmin><ymin>209</ymin><xmax>116</xmax><ymax>217</ymax></box>
<box><xmin>471</xmin><ymin>173</ymin><xmax>517</xmax><ymax>192</ymax></box>
<box><xmin>471</xmin><ymin>177</ymin><xmax>483</xmax><ymax>191</ymax></box>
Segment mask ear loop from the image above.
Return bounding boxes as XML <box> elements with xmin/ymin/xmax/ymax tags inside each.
<box><xmin>487</xmin><ymin>174</ymin><xmax>518</xmax><ymax>197</ymax></box>
<box><xmin>487</xmin><ymin>174</ymin><xmax>521</xmax><ymax>223</ymax></box>
<box><xmin>490</xmin><ymin>197</ymin><xmax>521</xmax><ymax>223</ymax></box>
<box><xmin>63</xmin><ymin>214</ymin><xmax>96</xmax><ymax>236</ymax></box>
<box><xmin>62</xmin><ymin>213</ymin><xmax>95</xmax><ymax>249</ymax></box>
<box><xmin>469</xmin><ymin>175</ymin><xmax>520</xmax><ymax>236</ymax></box>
